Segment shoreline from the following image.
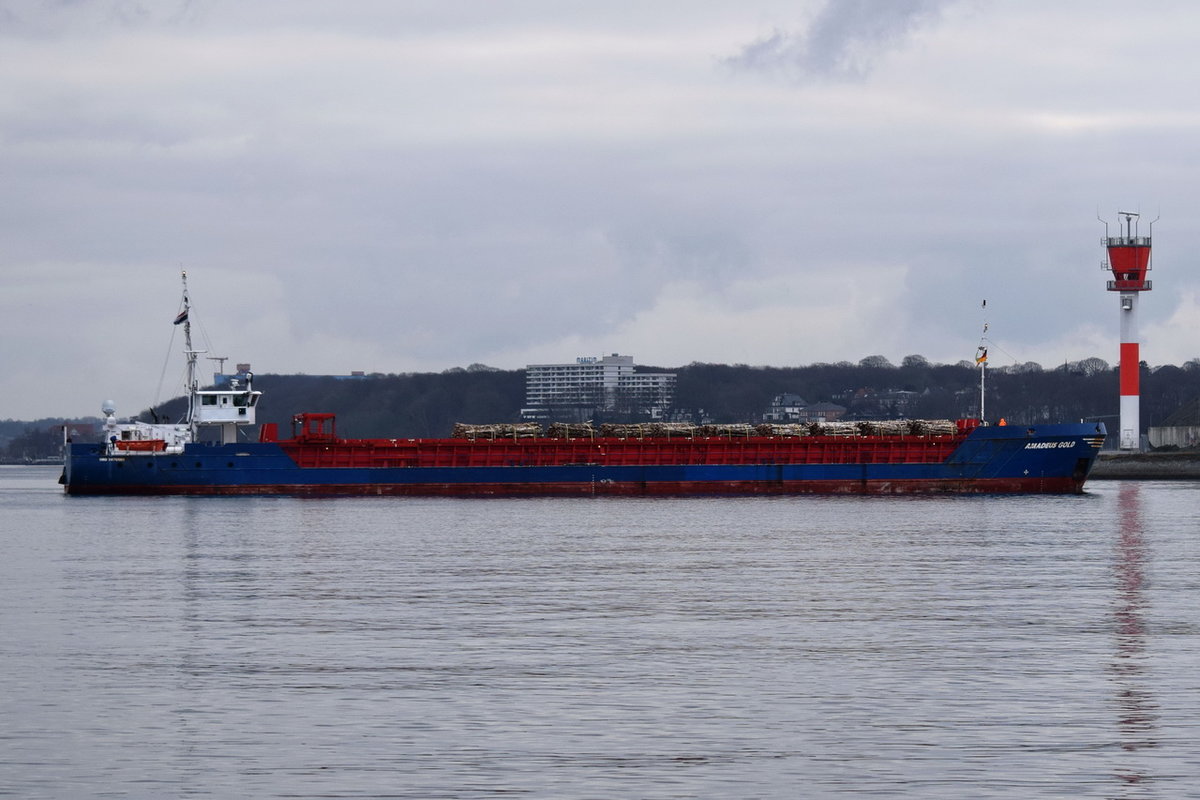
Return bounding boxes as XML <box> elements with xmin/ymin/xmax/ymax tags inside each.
<box><xmin>1089</xmin><ymin>451</ymin><xmax>1200</xmax><ymax>480</ymax></box>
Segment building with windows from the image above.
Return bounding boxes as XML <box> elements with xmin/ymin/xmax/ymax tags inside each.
<box><xmin>795</xmin><ymin>401</ymin><xmax>847</xmax><ymax>423</ymax></box>
<box><xmin>522</xmin><ymin>354</ymin><xmax>675</xmax><ymax>422</ymax></box>
<box><xmin>763</xmin><ymin>393</ymin><xmax>846</xmax><ymax>423</ymax></box>
<box><xmin>764</xmin><ymin>393</ymin><xmax>809</xmax><ymax>422</ymax></box>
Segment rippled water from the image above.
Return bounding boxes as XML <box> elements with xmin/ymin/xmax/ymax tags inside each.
<box><xmin>2</xmin><ymin>465</ymin><xmax>1198</xmax><ymax>798</ymax></box>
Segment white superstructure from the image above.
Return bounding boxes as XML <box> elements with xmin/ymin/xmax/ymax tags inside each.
<box><xmin>96</xmin><ymin>270</ymin><xmax>261</xmax><ymax>453</ymax></box>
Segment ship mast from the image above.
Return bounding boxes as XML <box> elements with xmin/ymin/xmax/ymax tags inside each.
<box><xmin>179</xmin><ymin>270</ymin><xmax>204</xmax><ymax>440</ymax></box>
<box><xmin>172</xmin><ymin>271</ymin><xmax>259</xmax><ymax>445</ymax></box>
<box><xmin>979</xmin><ymin>358</ymin><xmax>985</xmax><ymax>422</ymax></box>
<box><xmin>976</xmin><ymin>301</ymin><xmax>989</xmax><ymax>423</ymax></box>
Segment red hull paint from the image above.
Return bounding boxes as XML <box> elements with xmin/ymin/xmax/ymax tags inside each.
<box><xmin>276</xmin><ymin>435</ymin><xmax>966</xmax><ymax>469</ymax></box>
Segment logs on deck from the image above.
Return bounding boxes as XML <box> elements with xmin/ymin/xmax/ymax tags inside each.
<box><xmin>452</xmin><ymin>422</ymin><xmax>543</xmax><ymax>439</ymax></box>
<box><xmin>748</xmin><ymin>419</ymin><xmax>960</xmax><ymax>437</ymax></box>
<box><xmin>754</xmin><ymin>423</ymin><xmax>811</xmax><ymax>437</ymax></box>
<box><xmin>809</xmin><ymin>420</ymin><xmax>860</xmax><ymax>436</ymax></box>
<box><xmin>453</xmin><ymin>419</ymin><xmax>958</xmax><ymax>439</ymax></box>
<box><xmin>547</xmin><ymin>422</ymin><xmax>597</xmax><ymax>438</ymax></box>
<box><xmin>598</xmin><ymin>422</ymin><xmax>700</xmax><ymax>438</ymax></box>
<box><xmin>908</xmin><ymin>419</ymin><xmax>957</xmax><ymax>436</ymax></box>
<box><xmin>809</xmin><ymin>419</ymin><xmax>958</xmax><ymax>437</ymax></box>
<box><xmin>697</xmin><ymin>423</ymin><xmax>758</xmax><ymax>438</ymax></box>
<box><xmin>855</xmin><ymin>420</ymin><xmax>911</xmax><ymax>436</ymax></box>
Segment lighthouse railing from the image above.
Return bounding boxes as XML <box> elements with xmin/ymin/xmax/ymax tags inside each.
<box><xmin>1107</xmin><ymin>279</ymin><xmax>1152</xmax><ymax>291</ymax></box>
<box><xmin>1102</xmin><ymin>235</ymin><xmax>1152</xmax><ymax>247</ymax></box>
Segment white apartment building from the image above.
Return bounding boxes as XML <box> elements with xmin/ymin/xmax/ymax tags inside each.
<box><xmin>523</xmin><ymin>354</ymin><xmax>675</xmax><ymax>420</ymax></box>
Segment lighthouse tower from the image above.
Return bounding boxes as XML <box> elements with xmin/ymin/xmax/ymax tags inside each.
<box><xmin>1103</xmin><ymin>212</ymin><xmax>1153</xmax><ymax>450</ymax></box>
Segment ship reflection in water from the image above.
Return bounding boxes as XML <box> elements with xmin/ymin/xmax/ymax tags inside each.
<box><xmin>1111</xmin><ymin>482</ymin><xmax>1159</xmax><ymax>790</ymax></box>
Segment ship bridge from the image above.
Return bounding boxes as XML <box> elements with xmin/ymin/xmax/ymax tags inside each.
<box><xmin>193</xmin><ymin>374</ymin><xmax>262</xmax><ymax>443</ymax></box>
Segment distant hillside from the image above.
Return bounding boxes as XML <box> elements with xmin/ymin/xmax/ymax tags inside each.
<box><xmin>11</xmin><ymin>358</ymin><xmax>1200</xmax><ymax>460</ymax></box>
<box><xmin>134</xmin><ymin>358</ymin><xmax>1200</xmax><ymax>438</ymax></box>
<box><xmin>254</xmin><ymin>370</ymin><xmax>528</xmax><ymax>438</ymax></box>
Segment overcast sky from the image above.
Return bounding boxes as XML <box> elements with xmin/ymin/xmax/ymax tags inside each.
<box><xmin>4</xmin><ymin>0</ymin><xmax>1199</xmax><ymax>420</ymax></box>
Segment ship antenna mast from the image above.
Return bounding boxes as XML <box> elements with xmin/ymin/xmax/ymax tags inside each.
<box><xmin>179</xmin><ymin>270</ymin><xmax>201</xmax><ymax>439</ymax></box>
<box><xmin>976</xmin><ymin>299</ymin><xmax>989</xmax><ymax>423</ymax></box>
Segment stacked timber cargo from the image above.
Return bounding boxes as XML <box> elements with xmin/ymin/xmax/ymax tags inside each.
<box><xmin>809</xmin><ymin>419</ymin><xmax>958</xmax><ymax>437</ymax></box>
<box><xmin>909</xmin><ymin>419</ymin><xmax>957</xmax><ymax>436</ymax></box>
<box><xmin>697</xmin><ymin>423</ymin><xmax>757</xmax><ymax>438</ymax></box>
<box><xmin>599</xmin><ymin>422</ymin><xmax>700</xmax><ymax>438</ymax></box>
<box><xmin>453</xmin><ymin>419</ymin><xmax>958</xmax><ymax>440</ymax></box>
<box><xmin>755</xmin><ymin>423</ymin><xmax>811</xmax><ymax>437</ymax></box>
<box><xmin>809</xmin><ymin>421</ymin><xmax>861</xmax><ymax>436</ymax></box>
<box><xmin>547</xmin><ymin>422</ymin><xmax>597</xmax><ymax>438</ymax></box>
<box><xmin>753</xmin><ymin>419</ymin><xmax>959</xmax><ymax>437</ymax></box>
<box><xmin>452</xmin><ymin>422</ymin><xmax>543</xmax><ymax>440</ymax></box>
<box><xmin>856</xmin><ymin>420</ymin><xmax>911</xmax><ymax>436</ymax></box>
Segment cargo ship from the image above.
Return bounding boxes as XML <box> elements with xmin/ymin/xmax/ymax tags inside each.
<box><xmin>61</xmin><ymin>274</ymin><xmax>1107</xmax><ymax>496</ymax></box>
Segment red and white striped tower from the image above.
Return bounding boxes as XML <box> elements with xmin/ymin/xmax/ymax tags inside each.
<box><xmin>1103</xmin><ymin>212</ymin><xmax>1153</xmax><ymax>450</ymax></box>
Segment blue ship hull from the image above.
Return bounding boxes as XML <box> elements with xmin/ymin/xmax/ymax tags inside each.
<box><xmin>63</xmin><ymin>422</ymin><xmax>1107</xmax><ymax>496</ymax></box>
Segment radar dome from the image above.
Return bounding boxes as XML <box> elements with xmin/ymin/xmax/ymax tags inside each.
<box><xmin>101</xmin><ymin>400</ymin><xmax>116</xmax><ymax>416</ymax></box>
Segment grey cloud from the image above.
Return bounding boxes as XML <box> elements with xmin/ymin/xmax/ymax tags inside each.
<box><xmin>7</xmin><ymin>0</ymin><xmax>1200</xmax><ymax>420</ymax></box>
<box><xmin>728</xmin><ymin>0</ymin><xmax>956</xmax><ymax>80</ymax></box>
<box><xmin>3</xmin><ymin>0</ymin><xmax>199</xmax><ymax>33</ymax></box>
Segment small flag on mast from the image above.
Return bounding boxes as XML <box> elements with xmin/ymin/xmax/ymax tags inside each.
<box><xmin>975</xmin><ymin>348</ymin><xmax>988</xmax><ymax>364</ymax></box>
<box><xmin>173</xmin><ymin>309</ymin><xmax>189</xmax><ymax>325</ymax></box>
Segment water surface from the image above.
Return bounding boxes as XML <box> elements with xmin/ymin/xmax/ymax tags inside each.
<box><xmin>2</xmin><ymin>466</ymin><xmax>1197</xmax><ymax>798</ymax></box>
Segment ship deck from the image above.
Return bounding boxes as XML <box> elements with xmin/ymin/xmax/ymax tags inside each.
<box><xmin>276</xmin><ymin>434</ymin><xmax>967</xmax><ymax>469</ymax></box>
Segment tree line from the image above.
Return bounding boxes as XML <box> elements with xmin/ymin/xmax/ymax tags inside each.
<box><xmin>6</xmin><ymin>356</ymin><xmax>1200</xmax><ymax>460</ymax></box>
